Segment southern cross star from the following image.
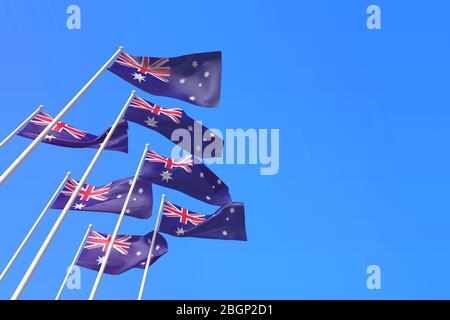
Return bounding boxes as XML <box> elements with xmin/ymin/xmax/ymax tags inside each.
<box><xmin>192</xmin><ymin>60</ymin><xmax>199</xmax><ymax>68</ymax></box>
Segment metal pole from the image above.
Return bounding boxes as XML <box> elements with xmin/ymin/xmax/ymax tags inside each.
<box><xmin>11</xmin><ymin>90</ymin><xmax>135</xmax><ymax>300</ymax></box>
<box><xmin>0</xmin><ymin>172</ymin><xmax>71</xmax><ymax>282</ymax></box>
<box><xmin>0</xmin><ymin>46</ymin><xmax>124</xmax><ymax>187</ymax></box>
<box><xmin>55</xmin><ymin>224</ymin><xmax>93</xmax><ymax>300</ymax></box>
<box><xmin>0</xmin><ymin>105</ymin><xmax>44</xmax><ymax>148</ymax></box>
<box><xmin>137</xmin><ymin>194</ymin><xmax>166</xmax><ymax>300</ymax></box>
<box><xmin>88</xmin><ymin>143</ymin><xmax>150</xmax><ymax>300</ymax></box>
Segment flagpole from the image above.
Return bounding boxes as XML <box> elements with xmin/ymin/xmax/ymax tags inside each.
<box><xmin>137</xmin><ymin>193</ymin><xmax>166</xmax><ymax>300</ymax></box>
<box><xmin>55</xmin><ymin>224</ymin><xmax>93</xmax><ymax>300</ymax></box>
<box><xmin>0</xmin><ymin>105</ymin><xmax>44</xmax><ymax>148</ymax></box>
<box><xmin>0</xmin><ymin>46</ymin><xmax>124</xmax><ymax>188</ymax></box>
<box><xmin>88</xmin><ymin>143</ymin><xmax>150</xmax><ymax>300</ymax></box>
<box><xmin>11</xmin><ymin>90</ymin><xmax>136</xmax><ymax>300</ymax></box>
<box><xmin>0</xmin><ymin>171</ymin><xmax>71</xmax><ymax>282</ymax></box>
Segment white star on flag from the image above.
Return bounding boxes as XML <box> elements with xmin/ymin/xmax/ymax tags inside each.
<box><xmin>73</xmin><ymin>203</ymin><xmax>86</xmax><ymax>210</ymax></box>
<box><xmin>45</xmin><ymin>135</ymin><xmax>56</xmax><ymax>142</ymax></box>
<box><xmin>203</xmin><ymin>70</ymin><xmax>210</xmax><ymax>78</ymax></box>
<box><xmin>160</xmin><ymin>170</ymin><xmax>173</xmax><ymax>183</ymax></box>
<box><xmin>144</xmin><ymin>116</ymin><xmax>159</xmax><ymax>128</ymax></box>
<box><xmin>192</xmin><ymin>60</ymin><xmax>199</xmax><ymax>68</ymax></box>
<box><xmin>179</xmin><ymin>78</ymin><xmax>186</xmax><ymax>84</ymax></box>
<box><xmin>222</xmin><ymin>230</ymin><xmax>228</xmax><ymax>236</ymax></box>
<box><xmin>96</xmin><ymin>256</ymin><xmax>105</xmax><ymax>265</ymax></box>
<box><xmin>132</xmin><ymin>72</ymin><xmax>146</xmax><ymax>83</ymax></box>
<box><xmin>175</xmin><ymin>227</ymin><xmax>185</xmax><ymax>236</ymax></box>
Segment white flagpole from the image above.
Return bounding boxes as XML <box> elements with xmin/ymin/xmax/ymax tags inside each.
<box><xmin>0</xmin><ymin>105</ymin><xmax>44</xmax><ymax>148</ymax></box>
<box><xmin>55</xmin><ymin>224</ymin><xmax>93</xmax><ymax>300</ymax></box>
<box><xmin>11</xmin><ymin>90</ymin><xmax>136</xmax><ymax>300</ymax></box>
<box><xmin>88</xmin><ymin>143</ymin><xmax>150</xmax><ymax>300</ymax></box>
<box><xmin>0</xmin><ymin>171</ymin><xmax>71</xmax><ymax>282</ymax></box>
<box><xmin>0</xmin><ymin>46</ymin><xmax>124</xmax><ymax>187</ymax></box>
<box><xmin>137</xmin><ymin>193</ymin><xmax>166</xmax><ymax>300</ymax></box>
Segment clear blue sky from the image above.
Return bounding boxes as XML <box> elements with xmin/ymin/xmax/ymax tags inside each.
<box><xmin>1</xmin><ymin>0</ymin><xmax>450</xmax><ymax>299</ymax></box>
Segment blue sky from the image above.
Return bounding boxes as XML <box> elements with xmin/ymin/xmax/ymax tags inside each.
<box><xmin>1</xmin><ymin>0</ymin><xmax>450</xmax><ymax>299</ymax></box>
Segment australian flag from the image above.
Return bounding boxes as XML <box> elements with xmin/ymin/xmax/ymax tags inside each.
<box><xmin>51</xmin><ymin>177</ymin><xmax>152</xmax><ymax>219</ymax></box>
<box><xmin>141</xmin><ymin>149</ymin><xmax>231</xmax><ymax>206</ymax></box>
<box><xmin>108</xmin><ymin>51</ymin><xmax>221</xmax><ymax>107</ymax></box>
<box><xmin>18</xmin><ymin>111</ymin><xmax>128</xmax><ymax>153</ymax></box>
<box><xmin>159</xmin><ymin>201</ymin><xmax>247</xmax><ymax>241</ymax></box>
<box><xmin>77</xmin><ymin>230</ymin><xmax>168</xmax><ymax>275</ymax></box>
<box><xmin>125</xmin><ymin>95</ymin><xmax>223</xmax><ymax>157</ymax></box>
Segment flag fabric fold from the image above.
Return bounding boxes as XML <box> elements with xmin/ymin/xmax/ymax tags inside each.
<box><xmin>159</xmin><ymin>201</ymin><xmax>247</xmax><ymax>241</ymax></box>
<box><xmin>125</xmin><ymin>95</ymin><xmax>223</xmax><ymax>157</ymax></box>
<box><xmin>51</xmin><ymin>177</ymin><xmax>153</xmax><ymax>219</ymax></box>
<box><xmin>141</xmin><ymin>150</ymin><xmax>231</xmax><ymax>206</ymax></box>
<box><xmin>18</xmin><ymin>111</ymin><xmax>129</xmax><ymax>153</ymax></box>
<box><xmin>108</xmin><ymin>51</ymin><xmax>222</xmax><ymax>107</ymax></box>
<box><xmin>77</xmin><ymin>230</ymin><xmax>168</xmax><ymax>275</ymax></box>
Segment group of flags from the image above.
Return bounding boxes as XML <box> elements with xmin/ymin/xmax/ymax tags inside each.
<box><xmin>14</xmin><ymin>50</ymin><xmax>246</xmax><ymax>281</ymax></box>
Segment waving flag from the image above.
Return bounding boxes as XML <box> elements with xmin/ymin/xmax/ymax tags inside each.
<box><xmin>77</xmin><ymin>230</ymin><xmax>168</xmax><ymax>275</ymax></box>
<box><xmin>51</xmin><ymin>177</ymin><xmax>153</xmax><ymax>219</ymax></box>
<box><xmin>159</xmin><ymin>201</ymin><xmax>246</xmax><ymax>241</ymax></box>
<box><xmin>109</xmin><ymin>51</ymin><xmax>221</xmax><ymax>107</ymax></box>
<box><xmin>125</xmin><ymin>96</ymin><xmax>223</xmax><ymax>157</ymax></box>
<box><xmin>18</xmin><ymin>111</ymin><xmax>128</xmax><ymax>153</ymax></box>
<box><xmin>141</xmin><ymin>150</ymin><xmax>231</xmax><ymax>206</ymax></box>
